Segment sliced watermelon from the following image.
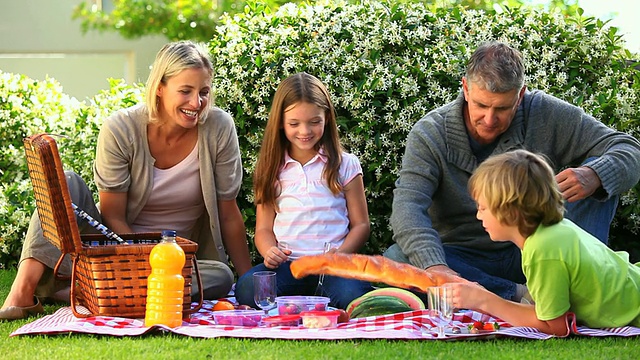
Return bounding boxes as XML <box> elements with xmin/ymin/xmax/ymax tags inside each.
<box><xmin>346</xmin><ymin>287</ymin><xmax>425</xmax><ymax>315</ymax></box>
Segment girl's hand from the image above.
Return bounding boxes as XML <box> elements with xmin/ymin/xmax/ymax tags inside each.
<box><xmin>263</xmin><ymin>245</ymin><xmax>291</xmax><ymax>269</ymax></box>
<box><xmin>449</xmin><ymin>281</ymin><xmax>490</xmax><ymax>311</ymax></box>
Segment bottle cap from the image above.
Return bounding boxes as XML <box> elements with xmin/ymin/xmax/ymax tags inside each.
<box><xmin>161</xmin><ymin>230</ymin><xmax>177</xmax><ymax>238</ymax></box>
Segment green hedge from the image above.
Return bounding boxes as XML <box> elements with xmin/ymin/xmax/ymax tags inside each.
<box><xmin>0</xmin><ymin>76</ymin><xmax>144</xmax><ymax>268</ymax></box>
<box><xmin>209</xmin><ymin>1</ymin><xmax>640</xmax><ymax>262</ymax></box>
<box><xmin>1</xmin><ymin>0</ymin><xmax>639</xmax><ymax>268</ymax></box>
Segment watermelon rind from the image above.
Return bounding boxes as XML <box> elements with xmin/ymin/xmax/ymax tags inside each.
<box><xmin>346</xmin><ymin>287</ymin><xmax>425</xmax><ymax>315</ymax></box>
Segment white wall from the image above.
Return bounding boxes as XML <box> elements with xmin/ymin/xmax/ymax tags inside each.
<box><xmin>0</xmin><ymin>0</ymin><xmax>168</xmax><ymax>101</ymax></box>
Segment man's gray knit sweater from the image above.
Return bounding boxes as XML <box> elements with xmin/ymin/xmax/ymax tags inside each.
<box><xmin>390</xmin><ymin>90</ymin><xmax>640</xmax><ymax>270</ymax></box>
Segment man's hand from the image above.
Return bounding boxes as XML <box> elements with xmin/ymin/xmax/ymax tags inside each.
<box><xmin>427</xmin><ymin>264</ymin><xmax>460</xmax><ymax>277</ymax></box>
<box><xmin>556</xmin><ymin>166</ymin><xmax>601</xmax><ymax>202</ymax></box>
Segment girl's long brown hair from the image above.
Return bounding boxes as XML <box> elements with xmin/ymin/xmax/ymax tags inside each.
<box><xmin>253</xmin><ymin>72</ymin><xmax>343</xmax><ymax>210</ymax></box>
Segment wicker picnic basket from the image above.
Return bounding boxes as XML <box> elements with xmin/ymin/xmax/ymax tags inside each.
<box><xmin>23</xmin><ymin>133</ymin><xmax>203</xmax><ymax>319</ymax></box>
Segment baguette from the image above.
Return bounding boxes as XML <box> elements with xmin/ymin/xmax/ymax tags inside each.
<box><xmin>289</xmin><ymin>253</ymin><xmax>465</xmax><ymax>292</ymax></box>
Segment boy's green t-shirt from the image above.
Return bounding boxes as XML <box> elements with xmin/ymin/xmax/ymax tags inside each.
<box><xmin>522</xmin><ymin>219</ymin><xmax>640</xmax><ymax>328</ymax></box>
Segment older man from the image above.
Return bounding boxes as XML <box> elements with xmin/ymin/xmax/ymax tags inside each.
<box><xmin>386</xmin><ymin>41</ymin><xmax>640</xmax><ymax>302</ymax></box>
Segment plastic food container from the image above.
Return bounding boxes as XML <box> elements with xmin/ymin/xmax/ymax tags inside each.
<box><xmin>262</xmin><ymin>315</ymin><xmax>302</xmax><ymax>327</ymax></box>
<box><xmin>300</xmin><ymin>310</ymin><xmax>341</xmax><ymax>329</ymax></box>
<box><xmin>275</xmin><ymin>296</ymin><xmax>330</xmax><ymax>315</ymax></box>
<box><xmin>212</xmin><ymin>310</ymin><xmax>264</xmax><ymax>327</ymax></box>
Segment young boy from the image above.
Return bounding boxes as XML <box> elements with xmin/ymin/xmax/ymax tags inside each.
<box><xmin>450</xmin><ymin>149</ymin><xmax>640</xmax><ymax>335</ymax></box>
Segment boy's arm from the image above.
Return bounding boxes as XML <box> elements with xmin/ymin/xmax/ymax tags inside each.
<box><xmin>451</xmin><ymin>282</ymin><xmax>570</xmax><ymax>336</ymax></box>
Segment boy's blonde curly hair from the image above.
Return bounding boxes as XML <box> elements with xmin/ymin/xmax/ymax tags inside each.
<box><xmin>469</xmin><ymin>149</ymin><xmax>565</xmax><ymax>238</ymax></box>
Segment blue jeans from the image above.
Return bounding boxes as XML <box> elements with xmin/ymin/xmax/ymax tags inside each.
<box><xmin>563</xmin><ymin>156</ymin><xmax>619</xmax><ymax>244</ymax></box>
<box><xmin>564</xmin><ymin>193</ymin><xmax>618</xmax><ymax>245</ymax></box>
<box><xmin>235</xmin><ymin>261</ymin><xmax>374</xmax><ymax>310</ymax></box>
<box><xmin>384</xmin><ymin>243</ymin><xmax>525</xmax><ymax>301</ymax></box>
<box><xmin>384</xmin><ymin>183</ymin><xmax>619</xmax><ymax>301</ymax></box>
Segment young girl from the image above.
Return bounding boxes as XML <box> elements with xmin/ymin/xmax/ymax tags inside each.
<box><xmin>235</xmin><ymin>72</ymin><xmax>373</xmax><ymax>310</ymax></box>
<box><xmin>450</xmin><ymin>149</ymin><xmax>640</xmax><ymax>335</ymax></box>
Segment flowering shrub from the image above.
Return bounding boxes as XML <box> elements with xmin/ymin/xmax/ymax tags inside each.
<box><xmin>209</xmin><ymin>0</ymin><xmax>640</xmax><ymax>259</ymax></box>
<box><xmin>59</xmin><ymin>79</ymin><xmax>145</xmax><ymax>191</ymax></box>
<box><xmin>0</xmin><ymin>73</ymin><xmax>143</xmax><ymax>268</ymax></box>
<box><xmin>0</xmin><ymin>72</ymin><xmax>83</xmax><ymax>267</ymax></box>
<box><xmin>1</xmin><ymin>0</ymin><xmax>639</xmax><ymax>267</ymax></box>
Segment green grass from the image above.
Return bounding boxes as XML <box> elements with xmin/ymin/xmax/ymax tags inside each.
<box><xmin>1</xmin><ymin>269</ymin><xmax>638</xmax><ymax>360</ymax></box>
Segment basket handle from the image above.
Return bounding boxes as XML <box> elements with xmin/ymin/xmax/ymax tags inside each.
<box><xmin>184</xmin><ymin>255</ymin><xmax>204</xmax><ymax>315</ymax></box>
<box><xmin>52</xmin><ymin>253</ymin><xmax>71</xmax><ymax>282</ymax></box>
<box><xmin>69</xmin><ymin>256</ymin><xmax>90</xmax><ymax>318</ymax></box>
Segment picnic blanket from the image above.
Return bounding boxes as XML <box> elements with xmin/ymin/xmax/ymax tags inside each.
<box><xmin>11</xmin><ymin>300</ymin><xmax>640</xmax><ymax>340</ymax></box>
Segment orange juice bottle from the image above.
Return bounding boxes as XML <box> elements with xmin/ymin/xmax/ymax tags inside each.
<box><xmin>144</xmin><ymin>230</ymin><xmax>185</xmax><ymax>327</ymax></box>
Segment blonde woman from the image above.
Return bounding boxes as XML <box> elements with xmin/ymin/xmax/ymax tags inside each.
<box><xmin>0</xmin><ymin>41</ymin><xmax>251</xmax><ymax>321</ymax></box>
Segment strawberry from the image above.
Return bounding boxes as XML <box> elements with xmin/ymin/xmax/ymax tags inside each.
<box><xmin>472</xmin><ymin>321</ymin><xmax>484</xmax><ymax>329</ymax></box>
<box><xmin>483</xmin><ymin>322</ymin><xmax>500</xmax><ymax>331</ymax></box>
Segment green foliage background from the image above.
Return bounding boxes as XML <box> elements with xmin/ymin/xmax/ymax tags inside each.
<box><xmin>71</xmin><ymin>0</ymin><xmax>581</xmax><ymax>42</ymax></box>
<box><xmin>208</xmin><ymin>1</ymin><xmax>640</xmax><ymax>264</ymax></box>
<box><xmin>1</xmin><ymin>0</ymin><xmax>639</xmax><ymax>269</ymax></box>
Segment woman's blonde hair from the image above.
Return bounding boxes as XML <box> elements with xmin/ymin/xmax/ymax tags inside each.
<box><xmin>145</xmin><ymin>40</ymin><xmax>213</xmax><ymax>123</ymax></box>
<box><xmin>469</xmin><ymin>149</ymin><xmax>564</xmax><ymax>237</ymax></box>
<box><xmin>253</xmin><ymin>72</ymin><xmax>343</xmax><ymax>210</ymax></box>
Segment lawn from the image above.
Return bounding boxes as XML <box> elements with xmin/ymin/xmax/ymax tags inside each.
<box><xmin>1</xmin><ymin>269</ymin><xmax>638</xmax><ymax>360</ymax></box>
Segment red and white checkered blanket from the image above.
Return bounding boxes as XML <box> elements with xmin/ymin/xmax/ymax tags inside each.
<box><xmin>10</xmin><ymin>300</ymin><xmax>640</xmax><ymax>340</ymax></box>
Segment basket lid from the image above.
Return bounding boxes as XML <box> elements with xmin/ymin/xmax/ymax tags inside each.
<box><xmin>23</xmin><ymin>134</ymin><xmax>83</xmax><ymax>254</ymax></box>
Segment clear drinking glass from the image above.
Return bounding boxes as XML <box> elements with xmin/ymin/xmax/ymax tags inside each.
<box><xmin>427</xmin><ymin>285</ymin><xmax>454</xmax><ymax>337</ymax></box>
<box><xmin>253</xmin><ymin>271</ymin><xmax>277</xmax><ymax>315</ymax></box>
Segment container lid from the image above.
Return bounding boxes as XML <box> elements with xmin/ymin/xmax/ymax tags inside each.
<box><xmin>212</xmin><ymin>309</ymin><xmax>264</xmax><ymax>316</ymax></box>
<box><xmin>262</xmin><ymin>315</ymin><xmax>302</xmax><ymax>324</ymax></box>
<box><xmin>275</xmin><ymin>296</ymin><xmax>330</xmax><ymax>302</ymax></box>
<box><xmin>299</xmin><ymin>310</ymin><xmax>341</xmax><ymax>317</ymax></box>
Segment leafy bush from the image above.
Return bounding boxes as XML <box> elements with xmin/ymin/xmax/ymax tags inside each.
<box><xmin>0</xmin><ymin>73</ymin><xmax>143</xmax><ymax>268</ymax></box>
<box><xmin>0</xmin><ymin>72</ymin><xmax>83</xmax><ymax>268</ymax></box>
<box><xmin>1</xmin><ymin>0</ymin><xmax>639</xmax><ymax>268</ymax></box>
<box><xmin>71</xmin><ymin>0</ymin><xmax>579</xmax><ymax>42</ymax></box>
<box><xmin>209</xmin><ymin>0</ymin><xmax>640</xmax><ymax>261</ymax></box>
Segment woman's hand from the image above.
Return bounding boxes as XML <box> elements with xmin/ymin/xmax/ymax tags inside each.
<box><xmin>263</xmin><ymin>245</ymin><xmax>291</xmax><ymax>269</ymax></box>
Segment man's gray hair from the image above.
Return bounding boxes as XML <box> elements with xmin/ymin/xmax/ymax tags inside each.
<box><xmin>466</xmin><ymin>41</ymin><xmax>525</xmax><ymax>93</ymax></box>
